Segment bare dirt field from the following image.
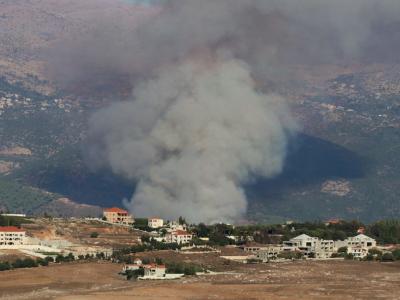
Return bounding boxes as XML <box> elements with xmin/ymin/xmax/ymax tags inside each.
<box><xmin>0</xmin><ymin>260</ymin><xmax>399</xmax><ymax>300</ymax></box>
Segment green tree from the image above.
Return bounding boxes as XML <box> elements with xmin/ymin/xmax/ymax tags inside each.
<box><xmin>381</xmin><ymin>252</ymin><xmax>395</xmax><ymax>262</ymax></box>
<box><xmin>0</xmin><ymin>262</ymin><xmax>11</xmax><ymax>271</ymax></box>
<box><xmin>90</xmin><ymin>232</ymin><xmax>99</xmax><ymax>238</ymax></box>
<box><xmin>126</xmin><ymin>268</ymin><xmax>144</xmax><ymax>280</ymax></box>
<box><xmin>391</xmin><ymin>249</ymin><xmax>400</xmax><ymax>260</ymax></box>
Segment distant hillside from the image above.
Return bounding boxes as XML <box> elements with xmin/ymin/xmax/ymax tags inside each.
<box><xmin>0</xmin><ymin>67</ymin><xmax>400</xmax><ymax>221</ymax></box>
<box><xmin>0</xmin><ymin>0</ymin><xmax>399</xmax><ymax>221</ymax></box>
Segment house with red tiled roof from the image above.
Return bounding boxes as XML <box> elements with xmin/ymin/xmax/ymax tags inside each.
<box><xmin>0</xmin><ymin>226</ymin><xmax>26</xmax><ymax>248</ymax></box>
<box><xmin>103</xmin><ymin>207</ymin><xmax>134</xmax><ymax>225</ymax></box>
<box><xmin>143</xmin><ymin>264</ymin><xmax>166</xmax><ymax>278</ymax></box>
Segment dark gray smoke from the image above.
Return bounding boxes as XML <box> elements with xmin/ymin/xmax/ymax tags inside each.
<box><xmin>49</xmin><ymin>0</ymin><xmax>400</xmax><ymax>222</ymax></box>
<box><xmin>49</xmin><ymin>0</ymin><xmax>400</xmax><ymax>92</ymax></box>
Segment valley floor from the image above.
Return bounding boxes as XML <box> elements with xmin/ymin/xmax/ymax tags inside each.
<box><xmin>0</xmin><ymin>260</ymin><xmax>399</xmax><ymax>299</ymax></box>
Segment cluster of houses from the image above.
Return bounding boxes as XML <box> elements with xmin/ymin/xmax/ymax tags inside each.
<box><xmin>0</xmin><ymin>91</ymin><xmax>75</xmax><ymax>117</ymax></box>
<box><xmin>0</xmin><ymin>225</ymin><xmax>112</xmax><ymax>259</ymax></box>
<box><xmin>101</xmin><ymin>208</ymin><xmax>382</xmax><ymax>262</ymax></box>
<box><xmin>122</xmin><ymin>258</ymin><xmax>184</xmax><ymax>280</ymax></box>
<box><xmin>244</xmin><ymin>233</ymin><xmax>377</xmax><ymax>261</ymax></box>
<box><xmin>102</xmin><ymin>209</ymin><xmax>194</xmax><ymax>245</ymax></box>
<box><xmin>1</xmin><ymin>208</ymin><xmax>384</xmax><ymax>273</ymax></box>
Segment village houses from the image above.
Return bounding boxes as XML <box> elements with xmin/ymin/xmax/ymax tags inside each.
<box><xmin>251</xmin><ymin>233</ymin><xmax>377</xmax><ymax>261</ymax></box>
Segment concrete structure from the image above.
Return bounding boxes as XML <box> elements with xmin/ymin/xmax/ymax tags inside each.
<box><xmin>315</xmin><ymin>239</ymin><xmax>335</xmax><ymax>258</ymax></box>
<box><xmin>0</xmin><ymin>226</ymin><xmax>26</xmax><ymax>248</ymax></box>
<box><xmin>103</xmin><ymin>207</ymin><xmax>134</xmax><ymax>225</ymax></box>
<box><xmin>167</xmin><ymin>221</ymin><xmax>187</xmax><ymax>232</ymax></box>
<box><xmin>165</xmin><ymin>230</ymin><xmax>193</xmax><ymax>244</ymax></box>
<box><xmin>66</xmin><ymin>246</ymin><xmax>113</xmax><ymax>259</ymax></box>
<box><xmin>256</xmin><ymin>245</ymin><xmax>284</xmax><ymax>262</ymax></box>
<box><xmin>148</xmin><ymin>218</ymin><xmax>164</xmax><ymax>229</ymax></box>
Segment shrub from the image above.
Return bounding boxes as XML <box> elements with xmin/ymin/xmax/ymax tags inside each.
<box><xmin>45</xmin><ymin>256</ymin><xmax>54</xmax><ymax>263</ymax></box>
<box><xmin>166</xmin><ymin>262</ymin><xmax>202</xmax><ymax>275</ymax></box>
<box><xmin>90</xmin><ymin>232</ymin><xmax>99</xmax><ymax>238</ymax></box>
<box><xmin>391</xmin><ymin>249</ymin><xmax>400</xmax><ymax>260</ymax></box>
<box><xmin>368</xmin><ymin>248</ymin><xmax>383</xmax><ymax>256</ymax></box>
<box><xmin>155</xmin><ymin>257</ymin><xmax>164</xmax><ymax>265</ymax></box>
<box><xmin>331</xmin><ymin>252</ymin><xmax>345</xmax><ymax>258</ymax></box>
<box><xmin>55</xmin><ymin>254</ymin><xmax>65</xmax><ymax>263</ymax></box>
<box><xmin>344</xmin><ymin>253</ymin><xmax>354</xmax><ymax>260</ymax></box>
<box><xmin>36</xmin><ymin>258</ymin><xmax>49</xmax><ymax>266</ymax></box>
<box><xmin>278</xmin><ymin>251</ymin><xmax>303</xmax><ymax>260</ymax></box>
<box><xmin>126</xmin><ymin>268</ymin><xmax>144</xmax><ymax>280</ymax></box>
<box><xmin>12</xmin><ymin>258</ymin><xmax>38</xmax><ymax>268</ymax></box>
<box><xmin>0</xmin><ymin>262</ymin><xmax>11</xmax><ymax>271</ymax></box>
<box><xmin>381</xmin><ymin>252</ymin><xmax>395</xmax><ymax>262</ymax></box>
<box><xmin>363</xmin><ymin>254</ymin><xmax>374</xmax><ymax>261</ymax></box>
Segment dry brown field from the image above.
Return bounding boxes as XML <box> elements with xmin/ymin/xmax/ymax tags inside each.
<box><xmin>0</xmin><ymin>260</ymin><xmax>399</xmax><ymax>300</ymax></box>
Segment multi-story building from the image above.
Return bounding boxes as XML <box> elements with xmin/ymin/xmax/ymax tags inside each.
<box><xmin>165</xmin><ymin>230</ymin><xmax>193</xmax><ymax>244</ymax></box>
<box><xmin>283</xmin><ymin>234</ymin><xmax>320</xmax><ymax>256</ymax></box>
<box><xmin>103</xmin><ymin>207</ymin><xmax>134</xmax><ymax>225</ymax></box>
<box><xmin>148</xmin><ymin>218</ymin><xmax>164</xmax><ymax>229</ymax></box>
<box><xmin>334</xmin><ymin>234</ymin><xmax>377</xmax><ymax>259</ymax></box>
<box><xmin>256</xmin><ymin>245</ymin><xmax>284</xmax><ymax>262</ymax></box>
<box><xmin>0</xmin><ymin>226</ymin><xmax>26</xmax><ymax>248</ymax></box>
<box><xmin>166</xmin><ymin>221</ymin><xmax>187</xmax><ymax>232</ymax></box>
<box><xmin>338</xmin><ymin>234</ymin><xmax>377</xmax><ymax>249</ymax></box>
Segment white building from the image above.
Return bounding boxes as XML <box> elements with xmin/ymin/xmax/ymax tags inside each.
<box><xmin>165</xmin><ymin>230</ymin><xmax>193</xmax><ymax>244</ymax></box>
<box><xmin>283</xmin><ymin>234</ymin><xmax>320</xmax><ymax>256</ymax></box>
<box><xmin>148</xmin><ymin>218</ymin><xmax>164</xmax><ymax>229</ymax></box>
<box><xmin>334</xmin><ymin>234</ymin><xmax>377</xmax><ymax>259</ymax></box>
<box><xmin>283</xmin><ymin>233</ymin><xmax>377</xmax><ymax>259</ymax></box>
<box><xmin>1</xmin><ymin>213</ymin><xmax>26</xmax><ymax>218</ymax></box>
<box><xmin>0</xmin><ymin>226</ymin><xmax>26</xmax><ymax>248</ymax></box>
<box><xmin>347</xmin><ymin>246</ymin><xmax>369</xmax><ymax>259</ymax></box>
<box><xmin>143</xmin><ymin>264</ymin><xmax>166</xmax><ymax>278</ymax></box>
<box><xmin>339</xmin><ymin>234</ymin><xmax>376</xmax><ymax>249</ymax></box>
<box><xmin>256</xmin><ymin>245</ymin><xmax>284</xmax><ymax>262</ymax></box>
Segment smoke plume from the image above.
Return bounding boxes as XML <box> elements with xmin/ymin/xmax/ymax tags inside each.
<box><xmin>87</xmin><ymin>57</ymin><xmax>296</xmax><ymax>223</ymax></box>
<box><xmin>50</xmin><ymin>0</ymin><xmax>400</xmax><ymax>222</ymax></box>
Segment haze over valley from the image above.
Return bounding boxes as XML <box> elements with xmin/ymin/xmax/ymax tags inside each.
<box><xmin>0</xmin><ymin>0</ymin><xmax>399</xmax><ymax>223</ymax></box>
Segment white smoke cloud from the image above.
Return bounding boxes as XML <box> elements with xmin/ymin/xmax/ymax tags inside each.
<box><xmin>88</xmin><ymin>58</ymin><xmax>296</xmax><ymax>223</ymax></box>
